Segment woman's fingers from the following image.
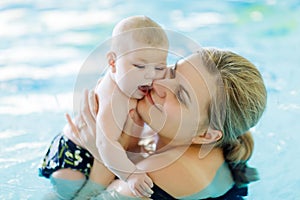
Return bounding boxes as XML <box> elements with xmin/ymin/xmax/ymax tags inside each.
<box><xmin>65</xmin><ymin>113</ymin><xmax>79</xmax><ymax>136</ymax></box>
<box><xmin>88</xmin><ymin>89</ymin><xmax>98</xmax><ymax>119</ymax></box>
<box><xmin>78</xmin><ymin>89</ymin><xmax>102</xmax><ymax>160</ymax></box>
<box><xmin>80</xmin><ymin>90</ymin><xmax>95</xmax><ymax>130</ymax></box>
<box><xmin>81</xmin><ymin>90</ymin><xmax>92</xmax><ymax>121</ymax></box>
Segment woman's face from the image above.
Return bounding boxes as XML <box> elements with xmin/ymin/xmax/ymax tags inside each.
<box><xmin>137</xmin><ymin>53</ymin><xmax>215</xmax><ymax>145</ymax></box>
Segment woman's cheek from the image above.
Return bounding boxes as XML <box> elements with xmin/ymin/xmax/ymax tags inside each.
<box><xmin>156</xmin><ymin>104</ymin><xmax>181</xmax><ymax>136</ymax></box>
<box><xmin>136</xmin><ymin>100</ymin><xmax>149</xmax><ymax>122</ymax></box>
<box><xmin>160</xmin><ymin>115</ymin><xmax>180</xmax><ymax>140</ymax></box>
<box><xmin>146</xmin><ymin>104</ymin><xmax>167</xmax><ymax>132</ymax></box>
<box><xmin>164</xmin><ymin>105</ymin><xmax>197</xmax><ymax>143</ymax></box>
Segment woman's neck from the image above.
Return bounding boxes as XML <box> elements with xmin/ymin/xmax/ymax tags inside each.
<box><xmin>155</xmin><ymin>134</ymin><xmax>191</xmax><ymax>153</ymax></box>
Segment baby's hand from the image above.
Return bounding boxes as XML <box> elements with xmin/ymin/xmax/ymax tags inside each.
<box><xmin>127</xmin><ymin>173</ymin><xmax>153</xmax><ymax>197</ymax></box>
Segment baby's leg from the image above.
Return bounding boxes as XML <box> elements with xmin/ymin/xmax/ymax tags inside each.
<box><xmin>50</xmin><ymin>169</ymin><xmax>86</xmax><ymax>199</ymax></box>
<box><xmin>52</xmin><ymin>168</ymin><xmax>86</xmax><ymax>180</ymax></box>
<box><xmin>73</xmin><ymin>160</ymin><xmax>115</xmax><ymax>199</ymax></box>
<box><xmin>39</xmin><ymin>133</ymin><xmax>94</xmax><ymax>199</ymax></box>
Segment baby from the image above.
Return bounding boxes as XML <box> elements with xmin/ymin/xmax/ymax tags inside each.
<box><xmin>39</xmin><ymin>15</ymin><xmax>169</xmax><ymax>199</ymax></box>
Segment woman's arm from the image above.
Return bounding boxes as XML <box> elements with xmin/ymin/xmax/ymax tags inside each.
<box><xmin>66</xmin><ymin>89</ymin><xmax>101</xmax><ymax>160</ymax></box>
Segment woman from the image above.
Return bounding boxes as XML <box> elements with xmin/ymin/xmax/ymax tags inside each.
<box><xmin>69</xmin><ymin>47</ymin><xmax>267</xmax><ymax>199</ymax></box>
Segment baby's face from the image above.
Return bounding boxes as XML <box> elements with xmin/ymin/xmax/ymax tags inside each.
<box><xmin>113</xmin><ymin>44</ymin><xmax>168</xmax><ymax>99</ymax></box>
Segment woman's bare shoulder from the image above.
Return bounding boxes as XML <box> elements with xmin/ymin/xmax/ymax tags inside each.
<box><xmin>149</xmin><ymin>146</ymin><xmax>224</xmax><ymax>198</ymax></box>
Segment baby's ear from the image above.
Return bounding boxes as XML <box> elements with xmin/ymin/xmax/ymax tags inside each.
<box><xmin>192</xmin><ymin>128</ymin><xmax>223</xmax><ymax>144</ymax></box>
<box><xmin>106</xmin><ymin>51</ymin><xmax>117</xmax><ymax>73</ymax></box>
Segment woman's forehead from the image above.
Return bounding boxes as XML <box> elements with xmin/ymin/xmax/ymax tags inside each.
<box><xmin>176</xmin><ymin>54</ymin><xmax>217</xmax><ymax>103</ymax></box>
<box><xmin>176</xmin><ymin>54</ymin><xmax>207</xmax><ymax>85</ymax></box>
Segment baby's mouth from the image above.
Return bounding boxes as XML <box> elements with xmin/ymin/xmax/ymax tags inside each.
<box><xmin>138</xmin><ymin>85</ymin><xmax>152</xmax><ymax>96</ymax></box>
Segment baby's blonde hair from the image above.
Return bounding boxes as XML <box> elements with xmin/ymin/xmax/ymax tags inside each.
<box><xmin>111</xmin><ymin>15</ymin><xmax>169</xmax><ymax>54</ymax></box>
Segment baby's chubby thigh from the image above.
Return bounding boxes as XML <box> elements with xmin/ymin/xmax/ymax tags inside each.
<box><xmin>49</xmin><ymin>173</ymin><xmax>86</xmax><ymax>199</ymax></box>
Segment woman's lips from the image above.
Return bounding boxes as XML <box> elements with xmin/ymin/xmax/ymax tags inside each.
<box><xmin>138</xmin><ymin>85</ymin><xmax>161</xmax><ymax>111</ymax></box>
<box><xmin>146</xmin><ymin>92</ymin><xmax>155</xmax><ymax>105</ymax></box>
<box><xmin>146</xmin><ymin>92</ymin><xmax>163</xmax><ymax>112</ymax></box>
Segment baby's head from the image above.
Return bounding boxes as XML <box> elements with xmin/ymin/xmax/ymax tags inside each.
<box><xmin>111</xmin><ymin>15</ymin><xmax>169</xmax><ymax>53</ymax></box>
<box><xmin>108</xmin><ymin>16</ymin><xmax>169</xmax><ymax>99</ymax></box>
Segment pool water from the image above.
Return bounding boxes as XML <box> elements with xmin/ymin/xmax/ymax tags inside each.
<box><xmin>1</xmin><ymin>0</ymin><xmax>300</xmax><ymax>199</ymax></box>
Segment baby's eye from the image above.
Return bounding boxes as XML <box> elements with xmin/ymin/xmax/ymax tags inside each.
<box><xmin>133</xmin><ymin>64</ymin><xmax>145</xmax><ymax>69</ymax></box>
<box><xmin>155</xmin><ymin>66</ymin><xmax>166</xmax><ymax>71</ymax></box>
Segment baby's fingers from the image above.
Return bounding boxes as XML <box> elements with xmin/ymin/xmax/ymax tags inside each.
<box><xmin>141</xmin><ymin>182</ymin><xmax>154</xmax><ymax>197</ymax></box>
<box><xmin>134</xmin><ymin>184</ymin><xmax>152</xmax><ymax>198</ymax></box>
<box><xmin>144</xmin><ymin>175</ymin><xmax>154</xmax><ymax>188</ymax></box>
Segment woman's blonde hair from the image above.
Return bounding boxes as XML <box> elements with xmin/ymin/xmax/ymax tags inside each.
<box><xmin>200</xmin><ymin>48</ymin><xmax>267</xmax><ymax>185</ymax></box>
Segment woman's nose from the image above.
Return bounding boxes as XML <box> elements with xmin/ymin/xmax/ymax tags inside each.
<box><xmin>153</xmin><ymin>79</ymin><xmax>177</xmax><ymax>96</ymax></box>
<box><xmin>153</xmin><ymin>79</ymin><xmax>178</xmax><ymax>99</ymax></box>
<box><xmin>152</xmin><ymin>80</ymin><xmax>167</xmax><ymax>98</ymax></box>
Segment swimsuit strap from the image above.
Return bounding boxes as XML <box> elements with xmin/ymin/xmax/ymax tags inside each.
<box><xmin>151</xmin><ymin>184</ymin><xmax>248</xmax><ymax>200</ymax></box>
<box><xmin>203</xmin><ymin>185</ymin><xmax>248</xmax><ymax>200</ymax></box>
<box><xmin>151</xmin><ymin>183</ymin><xmax>176</xmax><ymax>199</ymax></box>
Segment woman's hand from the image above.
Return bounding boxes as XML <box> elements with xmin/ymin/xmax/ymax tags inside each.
<box><xmin>66</xmin><ymin>89</ymin><xmax>101</xmax><ymax>161</ymax></box>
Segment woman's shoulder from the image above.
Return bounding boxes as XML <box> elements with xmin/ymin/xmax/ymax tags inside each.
<box><xmin>180</xmin><ymin>162</ymin><xmax>235</xmax><ymax>199</ymax></box>
<box><xmin>149</xmin><ymin>146</ymin><xmax>228</xmax><ymax>198</ymax></box>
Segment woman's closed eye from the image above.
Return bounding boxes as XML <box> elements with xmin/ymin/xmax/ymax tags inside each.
<box><xmin>175</xmin><ymin>85</ymin><xmax>191</xmax><ymax>106</ymax></box>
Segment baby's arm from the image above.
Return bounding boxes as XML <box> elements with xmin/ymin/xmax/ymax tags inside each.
<box><xmin>95</xmin><ymin>76</ymin><xmax>153</xmax><ymax>197</ymax></box>
<box><xmin>96</xmin><ymin>100</ymin><xmax>153</xmax><ymax>197</ymax></box>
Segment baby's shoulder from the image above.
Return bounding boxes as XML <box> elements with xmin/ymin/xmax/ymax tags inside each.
<box><xmin>94</xmin><ymin>73</ymin><xmax>116</xmax><ymax>93</ymax></box>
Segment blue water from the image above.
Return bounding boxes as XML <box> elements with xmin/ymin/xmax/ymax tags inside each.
<box><xmin>1</xmin><ymin>0</ymin><xmax>300</xmax><ymax>199</ymax></box>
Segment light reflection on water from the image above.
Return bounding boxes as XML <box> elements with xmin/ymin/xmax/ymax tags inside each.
<box><xmin>0</xmin><ymin>0</ymin><xmax>300</xmax><ymax>199</ymax></box>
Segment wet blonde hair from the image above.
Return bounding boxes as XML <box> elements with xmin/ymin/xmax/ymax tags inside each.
<box><xmin>111</xmin><ymin>15</ymin><xmax>169</xmax><ymax>54</ymax></box>
<box><xmin>200</xmin><ymin>48</ymin><xmax>267</xmax><ymax>185</ymax></box>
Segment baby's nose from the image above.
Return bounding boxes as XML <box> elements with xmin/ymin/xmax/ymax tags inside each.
<box><xmin>144</xmin><ymin>67</ymin><xmax>156</xmax><ymax>79</ymax></box>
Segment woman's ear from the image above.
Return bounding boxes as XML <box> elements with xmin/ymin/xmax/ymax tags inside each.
<box><xmin>192</xmin><ymin>128</ymin><xmax>223</xmax><ymax>144</ymax></box>
<box><xmin>106</xmin><ymin>51</ymin><xmax>116</xmax><ymax>73</ymax></box>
